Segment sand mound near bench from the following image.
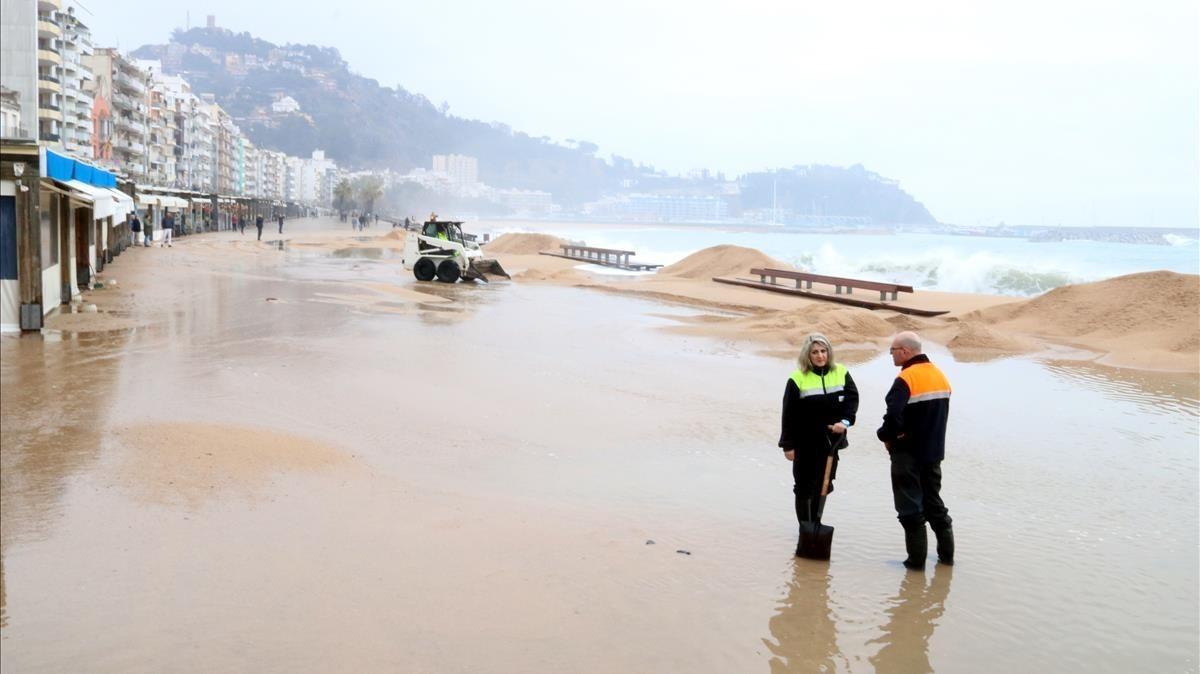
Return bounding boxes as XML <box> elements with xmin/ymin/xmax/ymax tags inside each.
<box><xmin>659</xmin><ymin>245</ymin><xmax>791</xmax><ymax>280</ymax></box>
<box><xmin>484</xmin><ymin>233</ymin><xmax>566</xmax><ymax>255</ymax></box>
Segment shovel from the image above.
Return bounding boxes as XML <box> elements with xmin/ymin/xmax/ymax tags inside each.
<box><xmin>796</xmin><ymin>443</ymin><xmax>836</xmax><ymax>560</ymax></box>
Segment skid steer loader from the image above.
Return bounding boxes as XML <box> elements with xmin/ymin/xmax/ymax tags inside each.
<box><xmin>401</xmin><ymin>220</ymin><xmax>510</xmax><ymax>283</ymax></box>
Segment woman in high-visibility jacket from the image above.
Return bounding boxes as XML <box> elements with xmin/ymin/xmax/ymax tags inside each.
<box><xmin>779</xmin><ymin>333</ymin><xmax>860</xmax><ymax>548</ymax></box>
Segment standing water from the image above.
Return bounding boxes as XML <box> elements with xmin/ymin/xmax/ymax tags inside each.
<box><xmin>1</xmin><ymin>220</ymin><xmax>1196</xmax><ymax>672</ymax></box>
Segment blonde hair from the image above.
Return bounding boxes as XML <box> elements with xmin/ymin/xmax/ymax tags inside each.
<box><xmin>797</xmin><ymin>332</ymin><xmax>836</xmax><ymax>373</ymax></box>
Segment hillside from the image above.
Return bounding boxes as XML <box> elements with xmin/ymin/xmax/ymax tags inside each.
<box><xmin>133</xmin><ymin>27</ymin><xmax>940</xmax><ymax>220</ymax></box>
<box><xmin>135</xmin><ymin>28</ymin><xmax>630</xmax><ymax>205</ymax></box>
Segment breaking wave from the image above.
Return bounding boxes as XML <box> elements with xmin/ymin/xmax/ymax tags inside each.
<box><xmin>781</xmin><ymin>244</ymin><xmax>1083</xmax><ymax>296</ymax></box>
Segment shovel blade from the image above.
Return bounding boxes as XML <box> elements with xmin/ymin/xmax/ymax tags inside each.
<box><xmin>466</xmin><ymin>258</ymin><xmax>511</xmax><ymax>282</ymax></box>
<box><xmin>797</xmin><ymin>522</ymin><xmax>834</xmax><ymax>560</ymax></box>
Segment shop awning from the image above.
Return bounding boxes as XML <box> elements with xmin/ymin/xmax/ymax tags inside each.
<box><xmin>61</xmin><ymin>180</ymin><xmax>116</xmax><ymax>220</ymax></box>
<box><xmin>158</xmin><ymin>196</ymin><xmax>189</xmax><ymax>208</ymax></box>
<box><xmin>44</xmin><ymin>149</ymin><xmax>118</xmax><ymax>188</ymax></box>
<box><xmin>137</xmin><ymin>195</ymin><xmax>161</xmax><ymax>207</ymax></box>
<box><xmin>105</xmin><ymin>189</ymin><xmax>136</xmax><ymax>217</ymax></box>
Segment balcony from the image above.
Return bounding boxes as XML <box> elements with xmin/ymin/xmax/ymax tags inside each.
<box><xmin>37</xmin><ymin>49</ymin><xmax>62</xmax><ymax>66</ymax></box>
<box><xmin>38</xmin><ymin>19</ymin><xmax>61</xmax><ymax>37</ymax></box>
<box><xmin>114</xmin><ymin>137</ymin><xmax>145</xmax><ymax>155</ymax></box>
<box><xmin>114</xmin><ymin>71</ymin><xmax>146</xmax><ymax>94</ymax></box>
<box><xmin>109</xmin><ymin>91</ymin><xmax>137</xmax><ymax>111</ymax></box>
<box><xmin>113</xmin><ymin>116</ymin><xmax>143</xmax><ymax>134</ymax></box>
<box><xmin>38</xmin><ymin>76</ymin><xmax>61</xmax><ymax>94</ymax></box>
<box><xmin>38</xmin><ymin>0</ymin><xmax>62</xmax><ymax>10</ymax></box>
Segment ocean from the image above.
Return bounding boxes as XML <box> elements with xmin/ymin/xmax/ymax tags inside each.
<box><xmin>479</xmin><ymin>222</ymin><xmax>1200</xmax><ymax>296</ymax></box>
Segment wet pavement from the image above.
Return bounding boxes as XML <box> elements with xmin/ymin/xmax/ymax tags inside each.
<box><xmin>2</xmin><ymin>219</ymin><xmax>1197</xmax><ymax>672</ymax></box>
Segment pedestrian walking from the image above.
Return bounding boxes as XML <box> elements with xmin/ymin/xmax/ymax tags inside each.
<box><xmin>143</xmin><ymin>213</ymin><xmax>153</xmax><ymax>247</ymax></box>
<box><xmin>277</xmin><ymin>214</ymin><xmax>284</xmax><ymax>234</ymax></box>
<box><xmin>876</xmin><ymin>331</ymin><xmax>954</xmax><ymax>570</ymax></box>
<box><xmin>160</xmin><ymin>211</ymin><xmax>174</xmax><ymax>247</ymax></box>
<box><xmin>130</xmin><ymin>213</ymin><xmax>142</xmax><ymax>246</ymax></box>
<box><xmin>779</xmin><ymin>333</ymin><xmax>859</xmax><ymax>557</ymax></box>
<box><xmin>255</xmin><ymin>214</ymin><xmax>264</xmax><ymax>241</ymax></box>
<box><xmin>237</xmin><ymin>215</ymin><xmax>245</xmax><ymax>235</ymax></box>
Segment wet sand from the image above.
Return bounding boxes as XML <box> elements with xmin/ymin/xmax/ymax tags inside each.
<box><xmin>2</xmin><ymin>218</ymin><xmax>1197</xmax><ymax>673</ymax></box>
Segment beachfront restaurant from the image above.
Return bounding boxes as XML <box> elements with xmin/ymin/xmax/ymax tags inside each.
<box><xmin>0</xmin><ymin>146</ymin><xmax>132</xmax><ymax>332</ymax></box>
<box><xmin>43</xmin><ymin>149</ymin><xmax>136</xmax><ymax>296</ymax></box>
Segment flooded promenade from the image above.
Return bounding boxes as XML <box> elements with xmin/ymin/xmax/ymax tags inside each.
<box><xmin>2</xmin><ymin>218</ymin><xmax>1197</xmax><ymax>673</ymax></box>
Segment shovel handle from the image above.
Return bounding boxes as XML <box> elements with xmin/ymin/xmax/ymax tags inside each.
<box><xmin>820</xmin><ymin>455</ymin><xmax>833</xmax><ymax>497</ymax></box>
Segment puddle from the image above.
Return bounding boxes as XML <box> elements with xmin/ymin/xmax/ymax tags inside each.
<box><xmin>331</xmin><ymin>247</ymin><xmax>396</xmax><ymax>260</ymax></box>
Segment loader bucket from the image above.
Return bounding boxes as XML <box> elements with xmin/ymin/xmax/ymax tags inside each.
<box><xmin>465</xmin><ymin>257</ymin><xmax>511</xmax><ymax>283</ymax></box>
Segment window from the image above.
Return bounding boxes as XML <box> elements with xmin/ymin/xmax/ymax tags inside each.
<box><xmin>39</xmin><ymin>191</ymin><xmax>58</xmax><ymax>269</ymax></box>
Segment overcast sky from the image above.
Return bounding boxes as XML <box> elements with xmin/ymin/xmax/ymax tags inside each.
<box><xmin>83</xmin><ymin>0</ymin><xmax>1198</xmax><ymax>228</ymax></box>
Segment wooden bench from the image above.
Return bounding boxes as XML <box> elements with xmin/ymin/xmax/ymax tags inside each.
<box><xmin>749</xmin><ymin>268</ymin><xmax>914</xmax><ymax>302</ymax></box>
<box><xmin>561</xmin><ymin>244</ymin><xmax>637</xmax><ymax>266</ymax></box>
<box><xmin>541</xmin><ymin>244</ymin><xmax>663</xmax><ymax>271</ymax></box>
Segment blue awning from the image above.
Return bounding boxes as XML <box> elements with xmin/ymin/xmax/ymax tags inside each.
<box><xmin>42</xmin><ymin>149</ymin><xmax>118</xmax><ymax>189</ymax></box>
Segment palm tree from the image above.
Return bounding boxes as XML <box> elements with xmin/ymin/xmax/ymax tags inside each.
<box><xmin>357</xmin><ymin>175</ymin><xmax>384</xmax><ymax>217</ymax></box>
<box><xmin>333</xmin><ymin>179</ymin><xmax>354</xmax><ymax>218</ymax></box>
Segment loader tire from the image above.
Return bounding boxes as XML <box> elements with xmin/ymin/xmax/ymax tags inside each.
<box><xmin>436</xmin><ymin>259</ymin><xmax>461</xmax><ymax>283</ymax></box>
<box><xmin>413</xmin><ymin>257</ymin><xmax>436</xmax><ymax>281</ymax></box>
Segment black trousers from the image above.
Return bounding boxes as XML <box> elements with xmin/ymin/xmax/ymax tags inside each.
<box><xmin>890</xmin><ymin>451</ymin><xmax>951</xmax><ymax>530</ymax></box>
<box><xmin>793</xmin><ymin>452</ymin><xmax>835</xmax><ymax>525</ymax></box>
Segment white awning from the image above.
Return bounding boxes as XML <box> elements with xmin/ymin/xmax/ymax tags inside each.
<box><xmin>137</xmin><ymin>195</ymin><xmax>161</xmax><ymax>207</ymax></box>
<box><xmin>158</xmin><ymin>196</ymin><xmax>189</xmax><ymax>208</ymax></box>
<box><xmin>62</xmin><ymin>180</ymin><xmax>115</xmax><ymax>220</ymax></box>
<box><xmin>105</xmin><ymin>189</ymin><xmax>136</xmax><ymax>218</ymax></box>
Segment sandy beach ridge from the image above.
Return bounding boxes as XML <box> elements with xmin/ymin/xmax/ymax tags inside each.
<box><xmin>35</xmin><ymin>224</ymin><xmax>1200</xmax><ymax>373</ymax></box>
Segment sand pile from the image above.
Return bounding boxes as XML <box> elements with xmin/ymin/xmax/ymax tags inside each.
<box><xmin>383</xmin><ymin>230</ymin><xmax>407</xmax><ymax>241</ymax></box>
<box><xmin>666</xmin><ymin>303</ymin><xmax>895</xmax><ymax>349</ymax></box>
<box><xmin>484</xmin><ymin>233</ymin><xmax>565</xmax><ymax>255</ymax></box>
<box><xmin>945</xmin><ymin>321</ymin><xmax>1037</xmax><ymax>352</ymax></box>
<box><xmin>752</xmin><ymin>304</ymin><xmax>897</xmax><ymax>345</ymax></box>
<box><xmin>971</xmin><ymin>271</ymin><xmax>1199</xmax><ymax>368</ymax></box>
<box><xmin>659</xmin><ymin>245</ymin><xmax>791</xmax><ymax>280</ymax></box>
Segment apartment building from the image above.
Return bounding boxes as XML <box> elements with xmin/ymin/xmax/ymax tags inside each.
<box><xmin>1</xmin><ymin>0</ymin><xmax>38</xmax><ymax>141</ymax></box>
<box><xmin>85</xmin><ymin>48</ymin><xmax>148</xmax><ymax>179</ymax></box>
<box><xmin>432</xmin><ymin>153</ymin><xmax>478</xmax><ymax>185</ymax></box>
<box><xmin>57</xmin><ymin>6</ymin><xmax>94</xmax><ymax>158</ymax></box>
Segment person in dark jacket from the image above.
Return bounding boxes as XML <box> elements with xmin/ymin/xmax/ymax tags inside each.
<box><xmin>779</xmin><ymin>332</ymin><xmax>859</xmax><ymax>555</ymax></box>
<box><xmin>877</xmin><ymin>331</ymin><xmax>954</xmax><ymax>570</ymax></box>
<box><xmin>255</xmin><ymin>214</ymin><xmax>264</xmax><ymax>241</ymax></box>
<box><xmin>130</xmin><ymin>214</ymin><xmax>142</xmax><ymax>246</ymax></box>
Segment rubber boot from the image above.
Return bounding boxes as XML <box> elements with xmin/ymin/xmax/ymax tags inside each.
<box><xmin>794</xmin><ymin>497</ymin><xmax>813</xmax><ymax>557</ymax></box>
<box><xmin>932</xmin><ymin>523</ymin><xmax>954</xmax><ymax>566</ymax></box>
<box><xmin>902</xmin><ymin>524</ymin><xmax>927</xmax><ymax>571</ymax></box>
<box><xmin>793</xmin><ymin>496</ymin><xmax>825</xmax><ymax>557</ymax></box>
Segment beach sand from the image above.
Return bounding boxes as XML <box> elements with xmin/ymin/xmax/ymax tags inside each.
<box><xmin>479</xmin><ymin>233</ymin><xmax>1198</xmax><ymax>372</ymax></box>
<box><xmin>4</xmin><ymin>218</ymin><xmax>1197</xmax><ymax>673</ymax></box>
<box><xmin>43</xmin><ymin>226</ymin><xmax>1199</xmax><ymax>371</ymax></box>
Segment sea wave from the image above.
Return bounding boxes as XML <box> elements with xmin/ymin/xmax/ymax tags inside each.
<box><xmin>784</xmin><ymin>245</ymin><xmax>1083</xmax><ymax>296</ymax></box>
<box><xmin>1163</xmin><ymin>234</ymin><xmax>1199</xmax><ymax>247</ymax></box>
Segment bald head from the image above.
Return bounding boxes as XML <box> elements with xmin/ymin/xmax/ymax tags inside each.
<box><xmin>893</xmin><ymin>332</ymin><xmax>922</xmax><ymax>352</ymax></box>
<box><xmin>889</xmin><ymin>331</ymin><xmax>922</xmax><ymax>365</ymax></box>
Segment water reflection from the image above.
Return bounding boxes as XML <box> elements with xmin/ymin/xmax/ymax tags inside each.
<box><xmin>764</xmin><ymin>561</ymin><xmax>844</xmax><ymax>673</ymax></box>
<box><xmin>1044</xmin><ymin>359</ymin><xmax>1200</xmax><ymax>417</ymax></box>
<box><xmin>868</xmin><ymin>566</ymin><xmax>953</xmax><ymax>674</ymax></box>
